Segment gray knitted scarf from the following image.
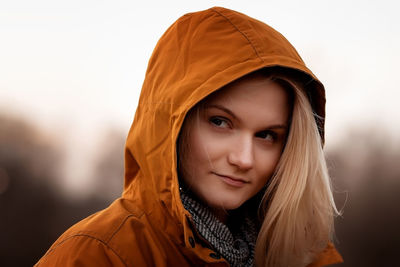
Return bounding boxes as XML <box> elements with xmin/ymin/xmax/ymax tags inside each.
<box><xmin>180</xmin><ymin>191</ymin><xmax>257</xmax><ymax>267</ymax></box>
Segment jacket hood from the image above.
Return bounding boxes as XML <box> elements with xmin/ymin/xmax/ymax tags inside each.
<box><xmin>123</xmin><ymin>6</ymin><xmax>326</xmax><ymax>243</ymax></box>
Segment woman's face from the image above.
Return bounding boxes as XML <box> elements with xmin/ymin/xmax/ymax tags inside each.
<box><xmin>179</xmin><ymin>74</ymin><xmax>291</xmax><ymax>212</ymax></box>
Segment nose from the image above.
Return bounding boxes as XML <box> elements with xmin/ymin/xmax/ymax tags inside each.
<box><xmin>227</xmin><ymin>135</ymin><xmax>254</xmax><ymax>171</ymax></box>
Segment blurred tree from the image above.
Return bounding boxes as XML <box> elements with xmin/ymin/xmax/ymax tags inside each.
<box><xmin>0</xmin><ymin>114</ymin><xmax>109</xmax><ymax>266</ymax></box>
<box><xmin>327</xmin><ymin>129</ymin><xmax>400</xmax><ymax>267</ymax></box>
<box><xmin>0</xmin><ymin>114</ymin><xmax>61</xmax><ymax>266</ymax></box>
<box><xmin>90</xmin><ymin>129</ymin><xmax>125</xmax><ymax>200</ymax></box>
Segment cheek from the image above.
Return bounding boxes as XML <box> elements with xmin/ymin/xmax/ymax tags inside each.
<box><xmin>255</xmin><ymin>149</ymin><xmax>282</xmax><ymax>182</ymax></box>
<box><xmin>179</xmin><ymin>127</ymin><xmax>211</xmax><ymax>178</ymax></box>
<box><xmin>188</xmin><ymin>131</ymin><xmax>208</xmax><ymax>165</ymax></box>
<box><xmin>190</xmin><ymin>124</ymin><xmax>227</xmax><ymax>163</ymax></box>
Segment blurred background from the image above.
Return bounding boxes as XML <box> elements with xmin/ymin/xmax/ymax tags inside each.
<box><xmin>1</xmin><ymin>0</ymin><xmax>399</xmax><ymax>266</ymax></box>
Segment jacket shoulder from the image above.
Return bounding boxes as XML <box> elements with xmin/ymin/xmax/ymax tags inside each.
<box><xmin>35</xmin><ymin>198</ymin><xmax>150</xmax><ymax>266</ymax></box>
<box><xmin>35</xmin><ymin>234</ymin><xmax>127</xmax><ymax>267</ymax></box>
<box><xmin>307</xmin><ymin>242</ymin><xmax>343</xmax><ymax>267</ymax></box>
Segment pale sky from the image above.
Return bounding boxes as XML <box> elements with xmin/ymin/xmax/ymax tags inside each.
<box><xmin>1</xmin><ymin>0</ymin><xmax>399</xmax><ymax>195</ymax></box>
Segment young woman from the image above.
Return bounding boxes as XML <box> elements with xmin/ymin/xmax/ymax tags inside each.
<box><xmin>36</xmin><ymin>7</ymin><xmax>342</xmax><ymax>267</ymax></box>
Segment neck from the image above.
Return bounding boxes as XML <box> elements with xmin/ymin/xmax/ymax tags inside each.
<box><xmin>209</xmin><ymin>206</ymin><xmax>229</xmax><ymax>224</ymax></box>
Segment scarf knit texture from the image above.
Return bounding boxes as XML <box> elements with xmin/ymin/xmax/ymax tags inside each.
<box><xmin>180</xmin><ymin>191</ymin><xmax>257</xmax><ymax>267</ymax></box>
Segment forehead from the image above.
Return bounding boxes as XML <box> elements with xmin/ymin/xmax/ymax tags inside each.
<box><xmin>202</xmin><ymin>74</ymin><xmax>291</xmax><ymax>123</ymax></box>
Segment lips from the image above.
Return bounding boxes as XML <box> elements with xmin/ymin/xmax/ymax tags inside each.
<box><xmin>212</xmin><ymin>172</ymin><xmax>249</xmax><ymax>187</ymax></box>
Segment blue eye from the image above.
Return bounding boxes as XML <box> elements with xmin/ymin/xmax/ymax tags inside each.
<box><xmin>209</xmin><ymin>117</ymin><xmax>229</xmax><ymax>128</ymax></box>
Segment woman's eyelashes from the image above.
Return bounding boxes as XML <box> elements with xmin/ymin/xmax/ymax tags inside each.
<box><xmin>209</xmin><ymin>116</ymin><xmax>230</xmax><ymax>128</ymax></box>
<box><xmin>255</xmin><ymin>130</ymin><xmax>277</xmax><ymax>142</ymax></box>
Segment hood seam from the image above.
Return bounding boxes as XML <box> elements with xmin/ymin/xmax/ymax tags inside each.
<box><xmin>211</xmin><ymin>7</ymin><xmax>263</xmax><ymax>62</ymax></box>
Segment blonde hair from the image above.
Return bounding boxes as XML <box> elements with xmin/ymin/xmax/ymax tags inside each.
<box><xmin>254</xmin><ymin>73</ymin><xmax>340</xmax><ymax>267</ymax></box>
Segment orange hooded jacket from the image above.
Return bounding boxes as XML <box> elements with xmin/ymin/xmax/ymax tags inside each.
<box><xmin>36</xmin><ymin>7</ymin><xmax>343</xmax><ymax>267</ymax></box>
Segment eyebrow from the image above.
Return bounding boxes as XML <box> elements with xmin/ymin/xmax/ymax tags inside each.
<box><xmin>204</xmin><ymin>104</ymin><xmax>288</xmax><ymax>130</ymax></box>
<box><xmin>205</xmin><ymin>104</ymin><xmax>238</xmax><ymax>120</ymax></box>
